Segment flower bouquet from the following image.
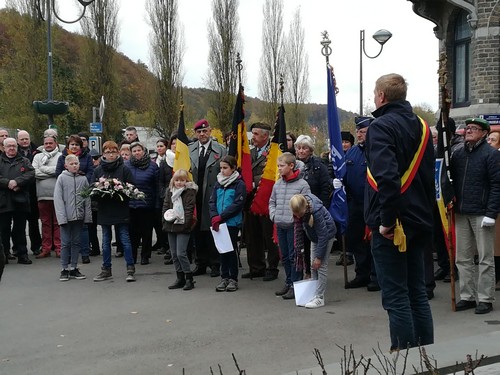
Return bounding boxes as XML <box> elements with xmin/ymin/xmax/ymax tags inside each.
<box><xmin>81</xmin><ymin>177</ymin><xmax>146</xmax><ymax>201</ymax></box>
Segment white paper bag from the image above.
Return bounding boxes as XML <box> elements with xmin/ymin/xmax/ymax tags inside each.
<box><xmin>293</xmin><ymin>279</ymin><xmax>319</xmax><ymax>306</ymax></box>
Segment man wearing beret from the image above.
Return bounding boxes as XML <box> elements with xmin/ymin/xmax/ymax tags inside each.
<box><xmin>189</xmin><ymin>119</ymin><xmax>227</xmax><ymax>277</ymax></box>
<box><xmin>242</xmin><ymin>122</ymin><xmax>280</xmax><ymax>280</ymax></box>
<box><xmin>450</xmin><ymin>117</ymin><xmax>500</xmax><ymax>314</ymax></box>
<box><xmin>342</xmin><ymin>116</ymin><xmax>380</xmax><ymax>291</ymax></box>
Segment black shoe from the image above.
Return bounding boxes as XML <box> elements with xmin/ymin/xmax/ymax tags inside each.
<box><xmin>263</xmin><ymin>270</ymin><xmax>279</xmax><ymax>282</ymax></box>
<box><xmin>140</xmin><ymin>258</ymin><xmax>149</xmax><ymax>265</ymax></box>
<box><xmin>455</xmin><ymin>300</ymin><xmax>476</xmax><ymax>311</ymax></box>
<box><xmin>336</xmin><ymin>254</ymin><xmax>354</xmax><ymax>266</ymax></box>
<box><xmin>346</xmin><ymin>277</ymin><xmax>369</xmax><ymax>289</ymax></box>
<box><xmin>192</xmin><ymin>266</ymin><xmax>207</xmax><ymax>276</ymax></box>
<box><xmin>241</xmin><ymin>271</ymin><xmax>265</xmax><ymax>279</ymax></box>
<box><xmin>7</xmin><ymin>254</ymin><xmax>16</xmax><ymax>260</ymax></box>
<box><xmin>275</xmin><ymin>285</ymin><xmax>290</xmax><ymax>296</ymax></box>
<box><xmin>17</xmin><ymin>257</ymin><xmax>32</xmax><ymax>265</ymax></box>
<box><xmin>434</xmin><ymin>268</ymin><xmax>448</xmax><ymax>280</ymax></box>
<box><xmin>82</xmin><ymin>256</ymin><xmax>90</xmax><ymax>264</ymax></box>
<box><xmin>282</xmin><ymin>288</ymin><xmax>295</xmax><ymax>300</ymax></box>
<box><xmin>183</xmin><ymin>273</ymin><xmax>195</xmax><ymax>290</ymax></box>
<box><xmin>89</xmin><ymin>249</ymin><xmax>100</xmax><ymax>256</ymax></box>
<box><xmin>367</xmin><ymin>282</ymin><xmax>381</xmax><ymax>292</ymax></box>
<box><xmin>475</xmin><ymin>302</ymin><xmax>493</xmax><ymax>314</ymax></box>
<box><xmin>169</xmin><ymin>272</ymin><xmax>186</xmax><ymax>289</ymax></box>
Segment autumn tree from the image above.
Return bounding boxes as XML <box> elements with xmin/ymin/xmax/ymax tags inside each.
<box><xmin>205</xmin><ymin>0</ymin><xmax>241</xmax><ymax>133</ymax></box>
<box><xmin>146</xmin><ymin>0</ymin><xmax>184</xmax><ymax>138</ymax></box>
<box><xmin>258</xmin><ymin>0</ymin><xmax>284</xmax><ymax>125</ymax></box>
<box><xmin>80</xmin><ymin>0</ymin><xmax>121</xmax><ymax>140</ymax></box>
<box><xmin>284</xmin><ymin>7</ymin><xmax>309</xmax><ymax>134</ymax></box>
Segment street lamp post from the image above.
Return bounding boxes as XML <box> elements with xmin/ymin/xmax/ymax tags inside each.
<box><xmin>33</xmin><ymin>0</ymin><xmax>96</xmax><ymax>126</ymax></box>
<box><xmin>359</xmin><ymin>29</ymin><xmax>392</xmax><ymax>116</ymax></box>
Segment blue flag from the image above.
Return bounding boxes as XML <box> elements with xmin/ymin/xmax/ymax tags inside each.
<box><xmin>326</xmin><ymin>65</ymin><xmax>348</xmax><ymax>234</ymax></box>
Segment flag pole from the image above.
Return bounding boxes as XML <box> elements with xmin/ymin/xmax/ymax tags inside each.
<box><xmin>321</xmin><ymin>31</ymin><xmax>348</xmax><ymax>288</ymax></box>
<box><xmin>438</xmin><ymin>53</ymin><xmax>456</xmax><ymax>311</ymax></box>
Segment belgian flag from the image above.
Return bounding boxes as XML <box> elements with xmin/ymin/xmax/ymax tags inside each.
<box><xmin>173</xmin><ymin>104</ymin><xmax>192</xmax><ymax>179</ymax></box>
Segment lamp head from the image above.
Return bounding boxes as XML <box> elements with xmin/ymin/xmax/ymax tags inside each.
<box><xmin>373</xmin><ymin>29</ymin><xmax>392</xmax><ymax>46</ymax></box>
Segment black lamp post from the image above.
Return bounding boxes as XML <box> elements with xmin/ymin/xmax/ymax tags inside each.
<box><xmin>33</xmin><ymin>0</ymin><xmax>96</xmax><ymax>126</ymax></box>
<box><xmin>359</xmin><ymin>29</ymin><xmax>392</xmax><ymax>115</ymax></box>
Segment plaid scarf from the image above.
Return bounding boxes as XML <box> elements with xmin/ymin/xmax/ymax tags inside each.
<box><xmin>293</xmin><ymin>204</ymin><xmax>311</xmax><ymax>273</ymax></box>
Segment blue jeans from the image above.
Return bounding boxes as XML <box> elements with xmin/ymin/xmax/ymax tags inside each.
<box><xmin>371</xmin><ymin>228</ymin><xmax>434</xmax><ymax>350</ymax></box>
<box><xmin>101</xmin><ymin>224</ymin><xmax>134</xmax><ymax>268</ymax></box>
<box><xmin>277</xmin><ymin>226</ymin><xmax>302</xmax><ymax>287</ymax></box>
<box><xmin>60</xmin><ymin>221</ymin><xmax>83</xmax><ymax>269</ymax></box>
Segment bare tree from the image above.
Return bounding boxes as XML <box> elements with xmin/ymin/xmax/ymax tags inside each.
<box><xmin>258</xmin><ymin>0</ymin><xmax>285</xmax><ymax>124</ymax></box>
<box><xmin>284</xmin><ymin>7</ymin><xmax>309</xmax><ymax>133</ymax></box>
<box><xmin>80</xmin><ymin>0</ymin><xmax>121</xmax><ymax>139</ymax></box>
<box><xmin>147</xmin><ymin>0</ymin><xmax>184</xmax><ymax>138</ymax></box>
<box><xmin>206</xmin><ymin>0</ymin><xmax>241</xmax><ymax>133</ymax></box>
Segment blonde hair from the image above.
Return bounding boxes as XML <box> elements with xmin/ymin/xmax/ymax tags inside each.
<box><xmin>169</xmin><ymin>169</ymin><xmax>192</xmax><ymax>189</ymax></box>
<box><xmin>290</xmin><ymin>194</ymin><xmax>313</xmax><ymax>226</ymax></box>
<box><xmin>278</xmin><ymin>152</ymin><xmax>296</xmax><ymax>166</ymax></box>
<box><xmin>65</xmin><ymin>154</ymin><xmax>79</xmax><ymax>164</ymax></box>
<box><xmin>375</xmin><ymin>73</ymin><xmax>407</xmax><ymax>102</ymax></box>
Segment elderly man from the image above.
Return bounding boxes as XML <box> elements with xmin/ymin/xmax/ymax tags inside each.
<box><xmin>450</xmin><ymin>118</ymin><xmax>500</xmax><ymax>314</ymax></box>
<box><xmin>343</xmin><ymin>116</ymin><xmax>380</xmax><ymax>291</ymax></box>
<box><xmin>189</xmin><ymin>119</ymin><xmax>226</xmax><ymax>277</ymax></box>
<box><xmin>0</xmin><ymin>128</ymin><xmax>8</xmax><ymax>153</ymax></box>
<box><xmin>365</xmin><ymin>73</ymin><xmax>434</xmax><ymax>351</ymax></box>
<box><xmin>17</xmin><ymin>130</ymin><xmax>42</xmax><ymax>255</ymax></box>
<box><xmin>242</xmin><ymin>122</ymin><xmax>280</xmax><ymax>281</ymax></box>
<box><xmin>32</xmin><ymin>135</ymin><xmax>62</xmax><ymax>258</ymax></box>
<box><xmin>0</xmin><ymin>138</ymin><xmax>36</xmax><ymax>264</ymax></box>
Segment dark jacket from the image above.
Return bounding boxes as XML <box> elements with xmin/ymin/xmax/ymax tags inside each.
<box><xmin>209</xmin><ymin>176</ymin><xmax>246</xmax><ymax>228</ymax></box>
<box><xmin>162</xmin><ymin>182</ymin><xmax>198</xmax><ymax>234</ymax></box>
<box><xmin>301</xmin><ymin>155</ymin><xmax>332</xmax><ymax>207</ymax></box>
<box><xmin>450</xmin><ymin>138</ymin><xmax>500</xmax><ymax>218</ymax></box>
<box><xmin>364</xmin><ymin>100</ymin><xmax>435</xmax><ymax>231</ymax></box>
<box><xmin>125</xmin><ymin>160</ymin><xmax>159</xmax><ymax>210</ymax></box>
<box><xmin>158</xmin><ymin>159</ymin><xmax>173</xmax><ymax>201</ymax></box>
<box><xmin>0</xmin><ymin>153</ymin><xmax>35</xmax><ymax>213</ymax></box>
<box><xmin>345</xmin><ymin>144</ymin><xmax>367</xmax><ymax>203</ymax></box>
<box><xmin>302</xmin><ymin>193</ymin><xmax>336</xmax><ymax>259</ymax></box>
<box><xmin>56</xmin><ymin>148</ymin><xmax>94</xmax><ymax>183</ymax></box>
<box><xmin>92</xmin><ymin>157</ymin><xmax>134</xmax><ymax>226</ymax></box>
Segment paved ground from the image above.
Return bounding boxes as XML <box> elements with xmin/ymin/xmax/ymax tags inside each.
<box><xmin>1</xmin><ymin>248</ymin><xmax>499</xmax><ymax>374</ymax></box>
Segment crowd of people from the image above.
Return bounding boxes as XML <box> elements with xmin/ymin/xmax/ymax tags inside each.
<box><xmin>0</xmin><ymin>73</ymin><xmax>498</xmax><ymax>351</ymax></box>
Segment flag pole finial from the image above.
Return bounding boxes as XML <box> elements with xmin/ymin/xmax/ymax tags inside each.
<box><xmin>320</xmin><ymin>31</ymin><xmax>332</xmax><ymax>64</ymax></box>
<box><xmin>236</xmin><ymin>53</ymin><xmax>243</xmax><ymax>87</ymax></box>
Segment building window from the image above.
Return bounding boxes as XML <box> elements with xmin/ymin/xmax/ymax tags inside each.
<box><xmin>453</xmin><ymin>10</ymin><xmax>472</xmax><ymax>107</ymax></box>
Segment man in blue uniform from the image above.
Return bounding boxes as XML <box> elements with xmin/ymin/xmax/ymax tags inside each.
<box><xmin>365</xmin><ymin>73</ymin><xmax>434</xmax><ymax>351</ymax></box>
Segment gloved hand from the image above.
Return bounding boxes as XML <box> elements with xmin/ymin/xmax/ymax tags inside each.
<box><xmin>333</xmin><ymin>178</ymin><xmax>343</xmax><ymax>189</ymax></box>
<box><xmin>481</xmin><ymin>216</ymin><xmax>495</xmax><ymax>227</ymax></box>
<box><xmin>211</xmin><ymin>215</ymin><xmax>222</xmax><ymax>231</ymax></box>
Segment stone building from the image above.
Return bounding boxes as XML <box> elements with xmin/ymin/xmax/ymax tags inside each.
<box><xmin>410</xmin><ymin>0</ymin><xmax>499</xmax><ymax>127</ymax></box>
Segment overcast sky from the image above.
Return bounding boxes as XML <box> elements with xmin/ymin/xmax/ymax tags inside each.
<box><xmin>1</xmin><ymin>0</ymin><xmax>440</xmax><ymax>114</ymax></box>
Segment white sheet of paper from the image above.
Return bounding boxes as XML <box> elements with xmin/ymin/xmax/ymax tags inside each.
<box><xmin>293</xmin><ymin>279</ymin><xmax>319</xmax><ymax>306</ymax></box>
<box><xmin>210</xmin><ymin>223</ymin><xmax>234</xmax><ymax>254</ymax></box>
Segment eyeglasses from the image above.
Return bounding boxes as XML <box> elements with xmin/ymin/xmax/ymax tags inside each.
<box><xmin>103</xmin><ymin>151</ymin><xmax>117</xmax><ymax>155</ymax></box>
<box><xmin>465</xmin><ymin>126</ymin><xmax>483</xmax><ymax>132</ymax></box>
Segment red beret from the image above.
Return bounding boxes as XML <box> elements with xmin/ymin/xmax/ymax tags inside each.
<box><xmin>194</xmin><ymin>119</ymin><xmax>210</xmax><ymax>130</ymax></box>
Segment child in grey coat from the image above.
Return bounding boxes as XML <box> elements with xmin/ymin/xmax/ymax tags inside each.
<box><xmin>54</xmin><ymin>154</ymin><xmax>92</xmax><ymax>281</ymax></box>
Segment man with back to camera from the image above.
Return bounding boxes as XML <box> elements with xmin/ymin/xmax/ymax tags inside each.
<box><xmin>364</xmin><ymin>73</ymin><xmax>434</xmax><ymax>351</ymax></box>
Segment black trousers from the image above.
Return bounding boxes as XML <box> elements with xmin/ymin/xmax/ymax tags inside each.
<box><xmin>244</xmin><ymin>212</ymin><xmax>279</xmax><ymax>274</ymax></box>
<box><xmin>0</xmin><ymin>211</ymin><xmax>29</xmax><ymax>258</ymax></box>
<box><xmin>129</xmin><ymin>207</ymin><xmax>154</xmax><ymax>261</ymax></box>
<box><xmin>346</xmin><ymin>202</ymin><xmax>375</xmax><ymax>281</ymax></box>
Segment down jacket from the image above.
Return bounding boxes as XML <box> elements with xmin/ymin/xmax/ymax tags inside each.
<box><xmin>302</xmin><ymin>193</ymin><xmax>336</xmax><ymax>260</ymax></box>
<box><xmin>208</xmin><ymin>176</ymin><xmax>246</xmax><ymax>228</ymax></box>
<box><xmin>269</xmin><ymin>170</ymin><xmax>310</xmax><ymax>228</ymax></box>
<box><xmin>53</xmin><ymin>170</ymin><xmax>92</xmax><ymax>225</ymax></box>
<box><xmin>450</xmin><ymin>138</ymin><xmax>500</xmax><ymax>218</ymax></box>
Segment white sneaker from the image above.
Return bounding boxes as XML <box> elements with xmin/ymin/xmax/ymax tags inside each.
<box><xmin>305</xmin><ymin>296</ymin><xmax>325</xmax><ymax>309</ymax></box>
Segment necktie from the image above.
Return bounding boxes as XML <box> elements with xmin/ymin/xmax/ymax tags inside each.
<box><xmin>200</xmin><ymin>145</ymin><xmax>206</xmax><ymax>159</ymax></box>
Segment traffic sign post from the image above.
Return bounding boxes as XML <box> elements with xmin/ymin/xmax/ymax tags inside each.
<box><xmin>89</xmin><ymin>136</ymin><xmax>102</xmax><ymax>154</ymax></box>
<box><xmin>90</xmin><ymin>122</ymin><xmax>103</xmax><ymax>133</ymax></box>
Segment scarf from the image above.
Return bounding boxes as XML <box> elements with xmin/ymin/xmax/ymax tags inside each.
<box><xmin>39</xmin><ymin>147</ymin><xmax>60</xmax><ymax>165</ymax></box>
<box><xmin>101</xmin><ymin>155</ymin><xmax>123</xmax><ymax>172</ymax></box>
<box><xmin>293</xmin><ymin>203</ymin><xmax>312</xmax><ymax>273</ymax></box>
<box><xmin>130</xmin><ymin>152</ymin><xmax>151</xmax><ymax>170</ymax></box>
<box><xmin>67</xmin><ymin>148</ymin><xmax>82</xmax><ymax>157</ymax></box>
<box><xmin>165</xmin><ymin>149</ymin><xmax>175</xmax><ymax>168</ymax></box>
<box><xmin>171</xmin><ymin>186</ymin><xmax>186</xmax><ymax>224</ymax></box>
<box><xmin>217</xmin><ymin>170</ymin><xmax>239</xmax><ymax>187</ymax></box>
